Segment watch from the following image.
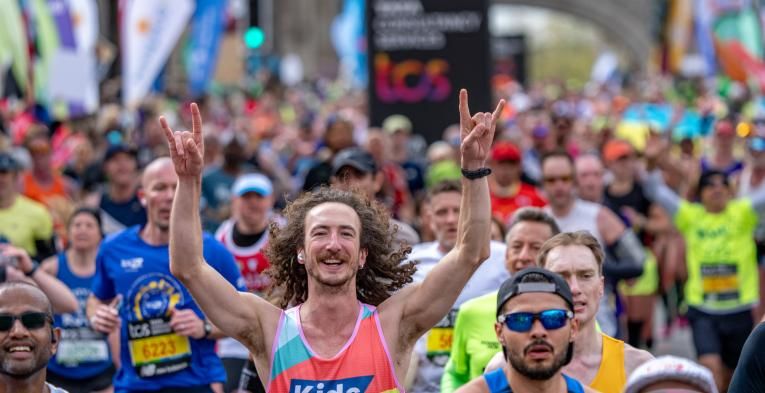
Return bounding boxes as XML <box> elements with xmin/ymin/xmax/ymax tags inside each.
<box><xmin>24</xmin><ymin>261</ymin><xmax>39</xmax><ymax>277</ymax></box>
<box><xmin>202</xmin><ymin>320</ymin><xmax>213</xmax><ymax>339</ymax></box>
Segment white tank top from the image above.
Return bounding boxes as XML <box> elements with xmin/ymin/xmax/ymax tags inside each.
<box><xmin>546</xmin><ymin>199</ymin><xmax>604</xmax><ymax>247</ymax></box>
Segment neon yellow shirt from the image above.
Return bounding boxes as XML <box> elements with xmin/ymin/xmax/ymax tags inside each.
<box><xmin>675</xmin><ymin>199</ymin><xmax>759</xmax><ymax>312</ymax></box>
<box><xmin>0</xmin><ymin>195</ymin><xmax>52</xmax><ymax>256</ymax></box>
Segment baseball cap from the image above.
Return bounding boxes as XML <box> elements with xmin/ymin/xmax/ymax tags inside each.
<box><xmin>0</xmin><ymin>152</ymin><xmax>20</xmax><ymax>171</ymax></box>
<box><xmin>624</xmin><ymin>356</ymin><xmax>718</xmax><ymax>393</ymax></box>
<box><xmin>232</xmin><ymin>173</ymin><xmax>273</xmax><ymax>197</ymax></box>
<box><xmin>104</xmin><ymin>144</ymin><xmax>138</xmax><ymax>162</ymax></box>
<box><xmin>496</xmin><ymin>267</ymin><xmax>574</xmax><ymax>316</ymax></box>
<box><xmin>602</xmin><ymin>139</ymin><xmax>633</xmax><ymax>162</ymax></box>
<box><xmin>332</xmin><ymin>147</ymin><xmax>378</xmax><ymax>176</ymax></box>
<box><xmin>697</xmin><ymin>170</ymin><xmax>729</xmax><ymax>192</ymax></box>
<box><xmin>382</xmin><ymin>114</ymin><xmax>412</xmax><ymax>135</ymax></box>
<box><xmin>714</xmin><ymin>119</ymin><xmax>735</xmax><ymax>137</ymax></box>
<box><xmin>491</xmin><ymin>141</ymin><xmax>521</xmax><ymax>162</ymax></box>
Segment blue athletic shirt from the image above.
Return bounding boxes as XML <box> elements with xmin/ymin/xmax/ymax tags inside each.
<box><xmin>48</xmin><ymin>251</ymin><xmax>113</xmax><ymax>379</ymax></box>
<box><xmin>91</xmin><ymin>226</ymin><xmax>246</xmax><ymax>392</ymax></box>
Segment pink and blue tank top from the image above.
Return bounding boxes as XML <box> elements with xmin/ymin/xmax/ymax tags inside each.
<box><xmin>267</xmin><ymin>302</ymin><xmax>402</xmax><ymax>393</ymax></box>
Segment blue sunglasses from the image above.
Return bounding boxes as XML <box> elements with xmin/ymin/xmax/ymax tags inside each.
<box><xmin>498</xmin><ymin>309</ymin><xmax>573</xmax><ymax>332</ymax></box>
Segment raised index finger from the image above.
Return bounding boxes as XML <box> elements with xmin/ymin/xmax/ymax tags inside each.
<box><xmin>159</xmin><ymin>116</ymin><xmax>174</xmax><ymax>144</ymax></box>
<box><xmin>190</xmin><ymin>102</ymin><xmax>203</xmax><ymax>146</ymax></box>
<box><xmin>459</xmin><ymin>89</ymin><xmax>471</xmax><ymax>127</ymax></box>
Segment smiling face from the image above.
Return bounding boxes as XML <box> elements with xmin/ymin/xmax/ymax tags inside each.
<box><xmin>541</xmin><ymin>245</ymin><xmax>604</xmax><ymax>326</ymax></box>
<box><xmin>0</xmin><ymin>285</ymin><xmax>58</xmax><ymax>380</ymax></box>
<box><xmin>496</xmin><ymin>292</ymin><xmax>576</xmax><ymax>381</ymax></box>
<box><xmin>301</xmin><ymin>202</ymin><xmax>367</xmax><ymax>289</ymax></box>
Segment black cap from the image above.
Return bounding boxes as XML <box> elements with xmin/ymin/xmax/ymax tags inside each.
<box><xmin>0</xmin><ymin>152</ymin><xmax>20</xmax><ymax>171</ymax></box>
<box><xmin>332</xmin><ymin>147</ymin><xmax>378</xmax><ymax>176</ymax></box>
<box><xmin>697</xmin><ymin>170</ymin><xmax>729</xmax><ymax>192</ymax></box>
<box><xmin>104</xmin><ymin>144</ymin><xmax>137</xmax><ymax>162</ymax></box>
<box><xmin>496</xmin><ymin>267</ymin><xmax>575</xmax><ymax>316</ymax></box>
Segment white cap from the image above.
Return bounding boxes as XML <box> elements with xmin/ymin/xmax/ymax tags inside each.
<box><xmin>232</xmin><ymin>173</ymin><xmax>273</xmax><ymax>197</ymax></box>
<box><xmin>624</xmin><ymin>356</ymin><xmax>718</xmax><ymax>393</ymax></box>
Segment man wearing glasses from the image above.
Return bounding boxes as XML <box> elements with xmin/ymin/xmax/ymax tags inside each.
<box><xmin>0</xmin><ymin>281</ymin><xmax>69</xmax><ymax>392</ymax></box>
<box><xmin>456</xmin><ymin>267</ymin><xmax>596</xmax><ymax>393</ymax></box>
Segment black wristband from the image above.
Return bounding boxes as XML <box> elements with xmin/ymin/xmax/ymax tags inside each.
<box><xmin>461</xmin><ymin>167</ymin><xmax>492</xmax><ymax>180</ymax></box>
<box><xmin>24</xmin><ymin>262</ymin><xmax>39</xmax><ymax>277</ymax></box>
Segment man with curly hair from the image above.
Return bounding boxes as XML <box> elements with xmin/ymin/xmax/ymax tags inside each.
<box><xmin>161</xmin><ymin>89</ymin><xmax>505</xmax><ymax>392</ymax></box>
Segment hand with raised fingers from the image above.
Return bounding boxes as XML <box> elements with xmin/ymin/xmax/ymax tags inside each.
<box><xmin>458</xmin><ymin>89</ymin><xmax>506</xmax><ymax>170</ymax></box>
<box><xmin>159</xmin><ymin>103</ymin><xmax>204</xmax><ymax>177</ymax></box>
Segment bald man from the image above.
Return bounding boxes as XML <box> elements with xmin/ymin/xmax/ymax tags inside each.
<box><xmin>86</xmin><ymin>158</ymin><xmax>245</xmax><ymax>393</ymax></box>
<box><xmin>0</xmin><ymin>281</ymin><xmax>68</xmax><ymax>392</ymax></box>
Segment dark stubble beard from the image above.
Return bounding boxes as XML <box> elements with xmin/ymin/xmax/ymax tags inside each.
<box><xmin>506</xmin><ymin>339</ymin><xmax>569</xmax><ymax>381</ymax></box>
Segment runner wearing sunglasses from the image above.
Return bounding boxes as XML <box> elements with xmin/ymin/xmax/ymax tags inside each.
<box><xmin>456</xmin><ymin>267</ymin><xmax>596</xmax><ymax>393</ymax></box>
<box><xmin>485</xmin><ymin>231</ymin><xmax>653</xmax><ymax>392</ymax></box>
<box><xmin>0</xmin><ymin>281</ymin><xmax>68</xmax><ymax>392</ymax></box>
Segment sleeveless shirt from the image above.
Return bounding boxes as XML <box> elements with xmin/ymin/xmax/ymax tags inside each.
<box><xmin>267</xmin><ymin>302</ymin><xmax>402</xmax><ymax>393</ymax></box>
<box><xmin>589</xmin><ymin>333</ymin><xmax>626</xmax><ymax>393</ymax></box>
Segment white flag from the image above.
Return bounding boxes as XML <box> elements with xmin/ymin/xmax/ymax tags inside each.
<box><xmin>65</xmin><ymin>0</ymin><xmax>98</xmax><ymax>52</ymax></box>
<box><xmin>122</xmin><ymin>0</ymin><xmax>194</xmax><ymax>106</ymax></box>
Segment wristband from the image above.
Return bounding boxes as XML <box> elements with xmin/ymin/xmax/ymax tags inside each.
<box><xmin>461</xmin><ymin>167</ymin><xmax>492</xmax><ymax>180</ymax></box>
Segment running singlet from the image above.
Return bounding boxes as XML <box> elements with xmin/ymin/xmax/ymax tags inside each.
<box><xmin>267</xmin><ymin>303</ymin><xmax>402</xmax><ymax>393</ymax></box>
<box><xmin>48</xmin><ymin>252</ymin><xmax>112</xmax><ymax>379</ymax></box>
<box><xmin>482</xmin><ymin>368</ymin><xmax>585</xmax><ymax>393</ymax></box>
<box><xmin>589</xmin><ymin>333</ymin><xmax>626</xmax><ymax>393</ymax></box>
<box><xmin>675</xmin><ymin>199</ymin><xmax>759</xmax><ymax>312</ymax></box>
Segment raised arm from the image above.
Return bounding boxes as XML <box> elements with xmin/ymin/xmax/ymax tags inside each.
<box><xmin>387</xmin><ymin>89</ymin><xmax>504</xmax><ymax>341</ymax></box>
<box><xmin>161</xmin><ymin>105</ymin><xmax>280</xmax><ymax>355</ymax></box>
<box><xmin>640</xmin><ymin>133</ymin><xmax>681</xmax><ymax>218</ymax></box>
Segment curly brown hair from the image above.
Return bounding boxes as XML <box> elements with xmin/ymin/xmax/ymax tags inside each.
<box><xmin>265</xmin><ymin>187</ymin><xmax>416</xmax><ymax>308</ymax></box>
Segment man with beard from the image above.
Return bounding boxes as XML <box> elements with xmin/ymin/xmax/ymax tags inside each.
<box><xmin>485</xmin><ymin>231</ymin><xmax>653</xmax><ymax>392</ymax></box>
<box><xmin>455</xmin><ymin>268</ymin><xmax>595</xmax><ymax>393</ymax></box>
<box><xmin>0</xmin><ymin>281</ymin><xmax>68</xmax><ymax>393</ymax></box>
<box><xmin>161</xmin><ymin>90</ymin><xmax>504</xmax><ymax>392</ymax></box>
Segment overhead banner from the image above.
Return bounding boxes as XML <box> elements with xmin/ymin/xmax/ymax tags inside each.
<box><xmin>122</xmin><ymin>0</ymin><xmax>193</xmax><ymax>106</ymax></box>
<box><xmin>0</xmin><ymin>0</ymin><xmax>29</xmax><ymax>94</ymax></box>
<box><xmin>186</xmin><ymin>0</ymin><xmax>227</xmax><ymax>97</ymax></box>
<box><xmin>367</xmin><ymin>0</ymin><xmax>491</xmax><ymax>144</ymax></box>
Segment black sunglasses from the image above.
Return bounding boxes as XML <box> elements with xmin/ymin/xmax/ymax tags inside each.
<box><xmin>0</xmin><ymin>312</ymin><xmax>52</xmax><ymax>331</ymax></box>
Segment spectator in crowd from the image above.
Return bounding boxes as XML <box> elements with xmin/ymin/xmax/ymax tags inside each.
<box><xmin>488</xmin><ymin>141</ymin><xmax>546</xmax><ymax>225</ymax></box>
<box><xmin>442</xmin><ymin>208</ymin><xmax>559</xmax><ymax>391</ymax></box>
<box><xmin>163</xmin><ymin>92</ymin><xmax>503</xmax><ymax>392</ymax></box>
<box><xmin>624</xmin><ymin>356</ymin><xmax>718</xmax><ymax>393</ymax></box>
<box><xmin>84</xmin><ymin>144</ymin><xmax>146</xmax><ymax>236</ymax></box>
<box><xmin>301</xmin><ymin>116</ymin><xmax>355</xmax><ymax>192</ymax></box>
<box><xmin>456</xmin><ymin>268</ymin><xmax>596</xmax><ymax>393</ymax></box>
<box><xmin>20</xmin><ymin>126</ymin><xmax>73</xmax><ymax>208</ymax></box>
<box><xmin>485</xmin><ymin>231</ymin><xmax>653</xmax><ymax>392</ymax></box>
<box><xmin>408</xmin><ymin>179</ymin><xmax>509</xmax><ymax>392</ymax></box>
<box><xmin>214</xmin><ymin>173</ymin><xmax>277</xmax><ymax>393</ymax></box>
<box><xmin>330</xmin><ymin>147</ymin><xmax>420</xmax><ymax>248</ymax></box>
<box><xmin>41</xmin><ymin>207</ymin><xmax>116</xmax><ymax>393</ymax></box>
<box><xmin>573</xmin><ymin>154</ymin><xmax>605</xmax><ymax>204</ymax></box>
<box><xmin>0</xmin><ymin>152</ymin><xmax>55</xmax><ymax>261</ymax></box>
<box><xmin>0</xmin><ymin>282</ymin><xmax>70</xmax><ymax>393</ymax></box>
<box><xmin>86</xmin><ymin>157</ymin><xmax>245</xmax><ymax>392</ymax></box>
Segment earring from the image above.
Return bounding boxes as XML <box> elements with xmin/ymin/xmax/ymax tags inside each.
<box><xmin>297</xmin><ymin>252</ymin><xmax>304</xmax><ymax>262</ymax></box>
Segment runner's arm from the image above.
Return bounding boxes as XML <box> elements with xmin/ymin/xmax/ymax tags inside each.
<box><xmin>641</xmin><ymin>170</ymin><xmax>681</xmax><ymax>218</ymax></box>
<box><xmin>392</xmin><ymin>91</ymin><xmax>503</xmax><ymax>342</ymax></box>
<box><xmin>162</xmin><ymin>105</ymin><xmax>280</xmax><ymax>353</ymax></box>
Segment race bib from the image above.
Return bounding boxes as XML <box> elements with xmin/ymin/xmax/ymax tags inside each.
<box><xmin>425</xmin><ymin>309</ymin><xmax>458</xmax><ymax>366</ymax></box>
<box><xmin>701</xmin><ymin>263</ymin><xmax>739</xmax><ymax>303</ymax></box>
<box><xmin>128</xmin><ymin>316</ymin><xmax>191</xmax><ymax>378</ymax></box>
<box><xmin>56</xmin><ymin>340</ymin><xmax>109</xmax><ymax>365</ymax></box>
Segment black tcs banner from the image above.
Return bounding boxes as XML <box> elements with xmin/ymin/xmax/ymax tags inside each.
<box><xmin>367</xmin><ymin>0</ymin><xmax>491</xmax><ymax>144</ymax></box>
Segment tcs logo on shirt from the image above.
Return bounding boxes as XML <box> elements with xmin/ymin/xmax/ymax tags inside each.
<box><xmin>289</xmin><ymin>376</ymin><xmax>395</xmax><ymax>393</ymax></box>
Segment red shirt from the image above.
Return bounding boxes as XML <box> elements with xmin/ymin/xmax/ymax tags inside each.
<box><xmin>491</xmin><ymin>183</ymin><xmax>547</xmax><ymax>224</ymax></box>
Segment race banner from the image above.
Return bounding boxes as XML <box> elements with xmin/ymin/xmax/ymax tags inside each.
<box><xmin>122</xmin><ymin>0</ymin><xmax>193</xmax><ymax>106</ymax></box>
<box><xmin>187</xmin><ymin>0</ymin><xmax>227</xmax><ymax>97</ymax></box>
<box><xmin>367</xmin><ymin>0</ymin><xmax>491</xmax><ymax>144</ymax></box>
<box><xmin>0</xmin><ymin>0</ymin><xmax>29</xmax><ymax>94</ymax></box>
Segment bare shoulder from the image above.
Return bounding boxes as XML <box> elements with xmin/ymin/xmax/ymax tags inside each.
<box><xmin>455</xmin><ymin>375</ymin><xmax>489</xmax><ymax>393</ymax></box>
<box><xmin>623</xmin><ymin>343</ymin><xmax>654</xmax><ymax>376</ymax></box>
<box><xmin>584</xmin><ymin>384</ymin><xmax>602</xmax><ymax>393</ymax></box>
<box><xmin>377</xmin><ymin>284</ymin><xmax>419</xmax><ymax>341</ymax></box>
